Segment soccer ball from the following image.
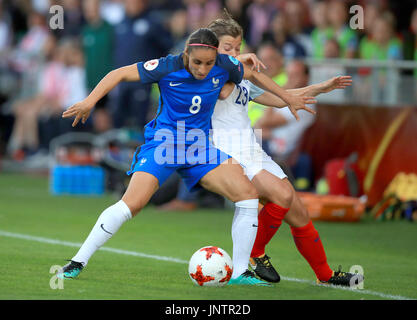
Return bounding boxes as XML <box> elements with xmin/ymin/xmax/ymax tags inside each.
<box><xmin>188</xmin><ymin>246</ymin><xmax>233</xmax><ymax>287</ymax></box>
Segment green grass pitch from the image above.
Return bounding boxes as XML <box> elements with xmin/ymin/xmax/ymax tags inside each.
<box><xmin>0</xmin><ymin>172</ymin><xmax>416</xmax><ymax>300</ymax></box>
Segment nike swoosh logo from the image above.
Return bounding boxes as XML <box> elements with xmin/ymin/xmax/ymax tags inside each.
<box><xmin>169</xmin><ymin>82</ymin><xmax>183</xmax><ymax>86</ymax></box>
<box><xmin>252</xmin><ymin>224</ymin><xmax>258</xmax><ymax>227</ymax></box>
<box><xmin>100</xmin><ymin>224</ymin><xmax>113</xmax><ymax>235</ymax></box>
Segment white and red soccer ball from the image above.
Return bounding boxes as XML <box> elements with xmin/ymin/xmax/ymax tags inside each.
<box><xmin>188</xmin><ymin>246</ymin><xmax>233</xmax><ymax>287</ymax></box>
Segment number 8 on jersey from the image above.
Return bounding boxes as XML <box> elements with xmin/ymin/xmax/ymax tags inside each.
<box><xmin>189</xmin><ymin>95</ymin><xmax>202</xmax><ymax>114</ymax></box>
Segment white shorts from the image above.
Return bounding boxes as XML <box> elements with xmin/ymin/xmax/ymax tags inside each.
<box><xmin>237</xmin><ymin>146</ymin><xmax>287</xmax><ymax>181</ymax></box>
<box><xmin>213</xmin><ymin>131</ymin><xmax>287</xmax><ymax>181</ymax></box>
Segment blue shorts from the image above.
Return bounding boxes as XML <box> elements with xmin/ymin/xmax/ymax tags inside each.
<box><xmin>126</xmin><ymin>141</ymin><xmax>231</xmax><ymax>192</ymax></box>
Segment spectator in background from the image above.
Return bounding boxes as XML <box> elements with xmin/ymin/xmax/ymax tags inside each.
<box><xmin>39</xmin><ymin>39</ymin><xmax>88</xmax><ymax>150</ymax></box>
<box><xmin>8</xmin><ymin>10</ymin><xmax>49</xmax><ymax>74</ymax></box>
<box><xmin>6</xmin><ymin>0</ymin><xmax>30</xmax><ymax>41</ymax></box>
<box><xmin>262</xmin><ymin>11</ymin><xmax>307</xmax><ymax>60</ymax></box>
<box><xmin>257</xmin><ymin>43</ymin><xmax>287</xmax><ymax>85</ymax></box>
<box><xmin>8</xmin><ymin>37</ymin><xmax>69</xmax><ymax>159</ymax></box>
<box><xmin>111</xmin><ymin>0</ymin><xmax>173</xmax><ymax>129</ymax></box>
<box><xmin>327</xmin><ymin>0</ymin><xmax>358</xmax><ymax>58</ymax></box>
<box><xmin>100</xmin><ymin>0</ymin><xmax>126</xmax><ymax>26</ymax></box>
<box><xmin>283</xmin><ymin>0</ymin><xmax>311</xmax><ymax>56</ymax></box>
<box><xmin>30</xmin><ymin>0</ymin><xmax>50</xmax><ymax>15</ymax></box>
<box><xmin>255</xmin><ymin>60</ymin><xmax>315</xmax><ymax>190</ymax></box>
<box><xmin>323</xmin><ymin>38</ymin><xmax>342</xmax><ymax>60</ymax></box>
<box><xmin>359</xmin><ymin>12</ymin><xmax>402</xmax><ymax>104</ymax></box>
<box><xmin>53</xmin><ymin>0</ymin><xmax>85</xmax><ymax>39</ymax></box>
<box><xmin>64</xmin><ymin>40</ymin><xmax>89</xmax><ymax>106</ymax></box>
<box><xmin>359</xmin><ymin>11</ymin><xmax>402</xmax><ymax>61</ymax></box>
<box><xmin>309</xmin><ymin>0</ymin><xmax>333</xmax><ymax>59</ymax></box>
<box><xmin>9</xmin><ymin>37</ymin><xmax>88</xmax><ymax>158</ymax></box>
<box><xmin>309</xmin><ymin>38</ymin><xmax>346</xmax><ymax>104</ymax></box>
<box><xmin>363</xmin><ymin>0</ymin><xmax>382</xmax><ymax>39</ymax></box>
<box><xmin>183</xmin><ymin>0</ymin><xmax>222</xmax><ymax>32</ymax></box>
<box><xmin>168</xmin><ymin>9</ymin><xmax>188</xmax><ymax>55</ymax></box>
<box><xmin>245</xmin><ymin>0</ymin><xmax>276</xmax><ymax>49</ymax></box>
<box><xmin>247</xmin><ymin>43</ymin><xmax>287</xmax><ymax>129</ymax></box>
<box><xmin>81</xmin><ymin>0</ymin><xmax>114</xmax><ymax>92</ymax></box>
<box><xmin>2</xmin><ymin>10</ymin><xmax>49</xmax><ymax>124</ymax></box>
<box><xmin>62</xmin><ymin>40</ymin><xmax>88</xmax><ymax>121</ymax></box>
<box><xmin>224</xmin><ymin>0</ymin><xmax>251</xmax><ymax>42</ymax></box>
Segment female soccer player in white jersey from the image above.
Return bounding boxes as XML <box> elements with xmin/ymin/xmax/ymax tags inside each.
<box><xmin>208</xmin><ymin>14</ymin><xmax>363</xmax><ymax>287</ymax></box>
<box><xmin>58</xmin><ymin>28</ymin><xmax>311</xmax><ymax>286</ymax></box>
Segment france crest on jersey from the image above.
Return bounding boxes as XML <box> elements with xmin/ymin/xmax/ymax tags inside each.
<box><xmin>127</xmin><ymin>53</ymin><xmax>244</xmax><ymax>191</ymax></box>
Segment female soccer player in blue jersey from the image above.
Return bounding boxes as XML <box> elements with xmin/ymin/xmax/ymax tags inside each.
<box><xmin>207</xmin><ymin>14</ymin><xmax>363</xmax><ymax>287</ymax></box>
<box><xmin>59</xmin><ymin>28</ymin><xmax>310</xmax><ymax>285</ymax></box>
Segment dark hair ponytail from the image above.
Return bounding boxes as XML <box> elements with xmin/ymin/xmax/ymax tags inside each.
<box><xmin>185</xmin><ymin>28</ymin><xmax>219</xmax><ymax>54</ymax></box>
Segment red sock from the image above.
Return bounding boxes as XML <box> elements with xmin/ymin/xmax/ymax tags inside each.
<box><xmin>250</xmin><ymin>202</ymin><xmax>289</xmax><ymax>258</ymax></box>
<box><xmin>290</xmin><ymin>221</ymin><xmax>333</xmax><ymax>282</ymax></box>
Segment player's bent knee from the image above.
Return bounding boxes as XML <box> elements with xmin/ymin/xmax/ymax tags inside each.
<box><xmin>269</xmin><ymin>182</ymin><xmax>293</xmax><ymax>208</ymax></box>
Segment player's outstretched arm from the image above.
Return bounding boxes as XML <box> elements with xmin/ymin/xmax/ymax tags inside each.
<box><xmin>249</xmin><ymin>75</ymin><xmax>352</xmax><ymax>119</ymax></box>
<box><xmin>242</xmin><ymin>65</ymin><xmax>308</xmax><ymax>121</ymax></box>
<box><xmin>252</xmin><ymin>92</ymin><xmax>317</xmax><ymax>114</ymax></box>
<box><xmin>287</xmin><ymin>75</ymin><xmax>353</xmax><ymax>97</ymax></box>
<box><xmin>62</xmin><ymin>64</ymin><xmax>140</xmax><ymax>127</ymax></box>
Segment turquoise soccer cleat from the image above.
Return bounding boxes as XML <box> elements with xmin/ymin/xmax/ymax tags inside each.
<box><xmin>228</xmin><ymin>270</ymin><xmax>273</xmax><ymax>286</ymax></box>
<box><xmin>57</xmin><ymin>260</ymin><xmax>84</xmax><ymax>279</ymax></box>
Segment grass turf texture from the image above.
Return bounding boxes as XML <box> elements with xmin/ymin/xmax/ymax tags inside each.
<box><xmin>0</xmin><ymin>172</ymin><xmax>416</xmax><ymax>300</ymax></box>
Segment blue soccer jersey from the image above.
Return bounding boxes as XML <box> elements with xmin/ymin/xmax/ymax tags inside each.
<box><xmin>137</xmin><ymin>53</ymin><xmax>244</xmax><ymax>141</ymax></box>
<box><xmin>127</xmin><ymin>52</ymin><xmax>244</xmax><ymax>191</ymax></box>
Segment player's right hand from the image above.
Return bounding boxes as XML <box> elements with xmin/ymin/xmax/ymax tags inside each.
<box><xmin>287</xmin><ymin>95</ymin><xmax>314</xmax><ymax>121</ymax></box>
<box><xmin>236</xmin><ymin>53</ymin><xmax>266</xmax><ymax>72</ymax></box>
<box><xmin>62</xmin><ymin>100</ymin><xmax>94</xmax><ymax>127</ymax></box>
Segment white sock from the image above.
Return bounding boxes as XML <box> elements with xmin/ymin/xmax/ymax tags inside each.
<box><xmin>231</xmin><ymin>199</ymin><xmax>259</xmax><ymax>279</ymax></box>
<box><xmin>72</xmin><ymin>200</ymin><xmax>132</xmax><ymax>266</ymax></box>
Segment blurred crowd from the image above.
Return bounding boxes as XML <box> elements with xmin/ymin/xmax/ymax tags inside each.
<box><xmin>0</xmin><ymin>0</ymin><xmax>416</xmax><ymax>163</ymax></box>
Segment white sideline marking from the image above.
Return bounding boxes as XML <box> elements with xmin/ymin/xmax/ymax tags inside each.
<box><xmin>0</xmin><ymin>230</ymin><xmax>187</xmax><ymax>264</ymax></box>
<box><xmin>0</xmin><ymin>230</ymin><xmax>414</xmax><ymax>300</ymax></box>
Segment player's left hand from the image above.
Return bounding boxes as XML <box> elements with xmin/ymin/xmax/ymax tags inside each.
<box><xmin>236</xmin><ymin>53</ymin><xmax>267</xmax><ymax>72</ymax></box>
<box><xmin>62</xmin><ymin>100</ymin><xmax>94</xmax><ymax>127</ymax></box>
<box><xmin>319</xmin><ymin>76</ymin><xmax>352</xmax><ymax>93</ymax></box>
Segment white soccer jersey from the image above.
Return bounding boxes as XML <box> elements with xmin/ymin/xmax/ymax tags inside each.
<box><xmin>211</xmin><ymin>79</ymin><xmax>263</xmax><ymax>131</ymax></box>
<box><xmin>211</xmin><ymin>80</ymin><xmax>287</xmax><ymax>180</ymax></box>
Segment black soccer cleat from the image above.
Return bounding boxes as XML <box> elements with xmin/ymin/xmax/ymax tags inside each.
<box><xmin>57</xmin><ymin>260</ymin><xmax>84</xmax><ymax>279</ymax></box>
<box><xmin>317</xmin><ymin>265</ymin><xmax>364</xmax><ymax>287</ymax></box>
<box><xmin>249</xmin><ymin>254</ymin><xmax>280</xmax><ymax>283</ymax></box>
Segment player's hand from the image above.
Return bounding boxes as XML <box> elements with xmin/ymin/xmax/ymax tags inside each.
<box><xmin>319</xmin><ymin>76</ymin><xmax>352</xmax><ymax>93</ymax></box>
<box><xmin>236</xmin><ymin>53</ymin><xmax>266</xmax><ymax>72</ymax></box>
<box><xmin>62</xmin><ymin>100</ymin><xmax>94</xmax><ymax>127</ymax></box>
<box><xmin>286</xmin><ymin>95</ymin><xmax>316</xmax><ymax>121</ymax></box>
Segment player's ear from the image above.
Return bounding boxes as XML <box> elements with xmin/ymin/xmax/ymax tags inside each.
<box><xmin>183</xmin><ymin>51</ymin><xmax>190</xmax><ymax>66</ymax></box>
